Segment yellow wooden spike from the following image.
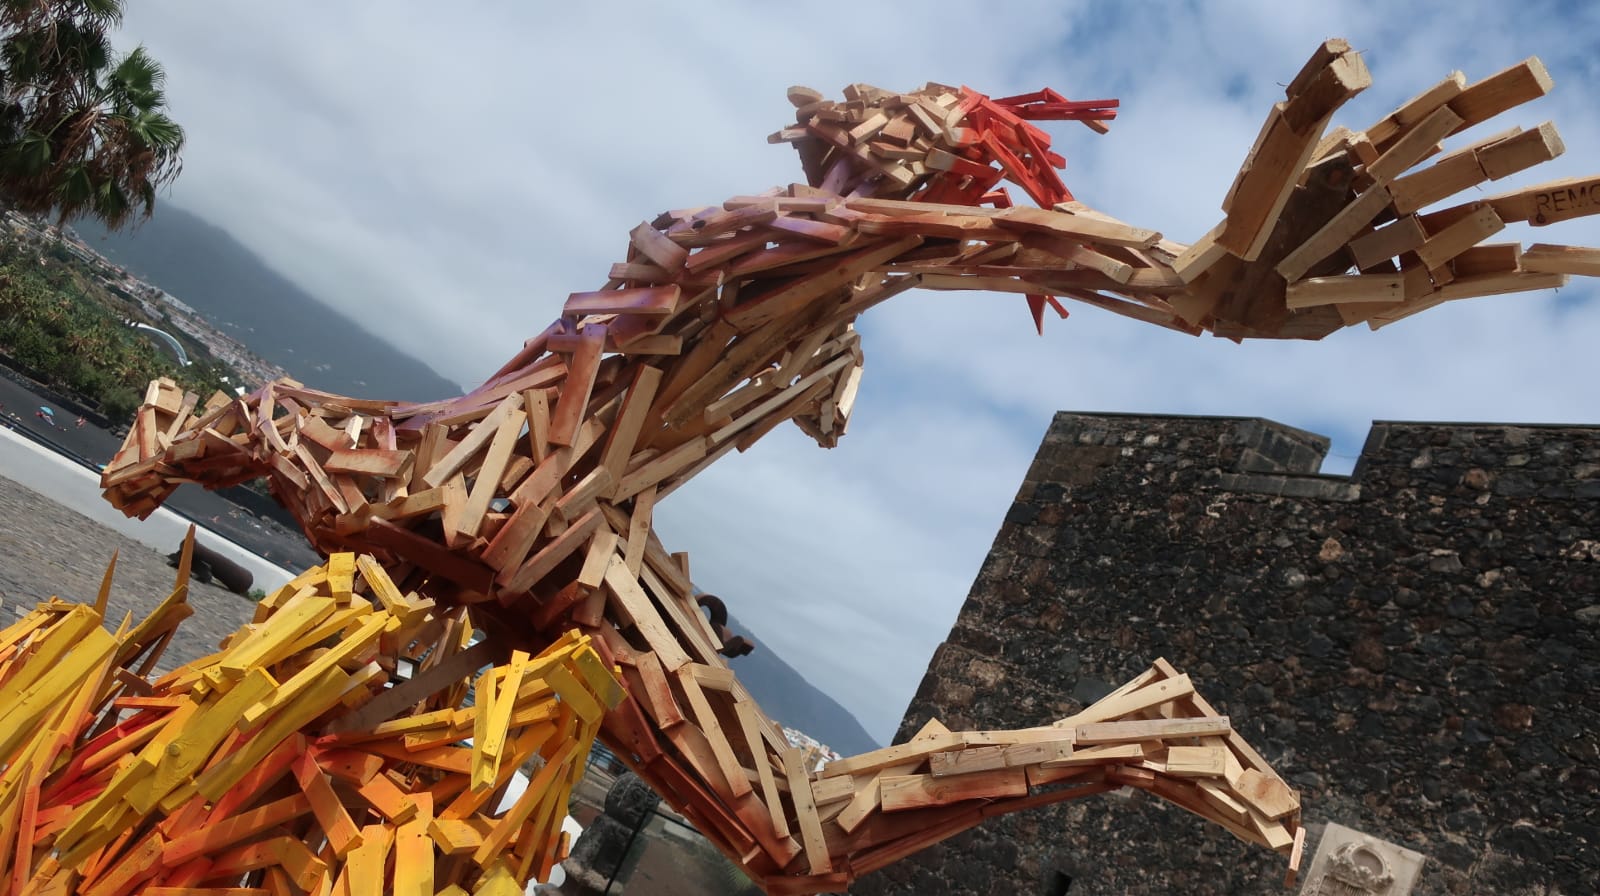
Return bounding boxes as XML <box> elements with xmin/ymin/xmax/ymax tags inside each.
<box><xmin>172</xmin><ymin>525</ymin><xmax>197</xmax><ymax>598</ymax></box>
<box><xmin>93</xmin><ymin>550</ymin><xmax>117</xmax><ymax>619</ymax></box>
<box><xmin>469</xmin><ymin>669</ymin><xmax>500</xmax><ymax>794</ymax></box>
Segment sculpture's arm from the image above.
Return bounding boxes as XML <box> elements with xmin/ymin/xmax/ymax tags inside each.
<box><xmin>103</xmin><ymin>47</ymin><xmax>1600</xmax><ymax>579</ymax></box>
<box><xmin>101</xmin><ymin>378</ymin><xmax>412</xmax><ymax>526</ymax></box>
<box><xmin>580</xmin><ymin>519</ymin><xmax>1305</xmax><ymax>894</ymax></box>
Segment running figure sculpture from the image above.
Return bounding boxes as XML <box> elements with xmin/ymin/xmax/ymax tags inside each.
<box><xmin>85</xmin><ymin>40</ymin><xmax>1598</xmax><ymax>894</ymax></box>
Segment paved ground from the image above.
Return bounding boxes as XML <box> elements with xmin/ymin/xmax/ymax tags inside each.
<box><xmin>0</xmin><ymin>471</ymin><xmax>264</xmax><ymax>675</ymax></box>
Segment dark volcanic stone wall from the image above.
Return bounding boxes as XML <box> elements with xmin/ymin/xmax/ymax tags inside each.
<box><xmin>851</xmin><ymin>412</ymin><xmax>1598</xmax><ymax>896</ymax></box>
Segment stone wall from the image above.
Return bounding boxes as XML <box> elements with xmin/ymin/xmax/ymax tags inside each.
<box><xmin>851</xmin><ymin>412</ymin><xmax>1598</xmax><ymax>896</ymax></box>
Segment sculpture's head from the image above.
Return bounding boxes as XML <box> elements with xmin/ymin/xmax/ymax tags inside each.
<box><xmin>777</xmin><ymin>82</ymin><xmax>1118</xmax><ymax>210</ymax></box>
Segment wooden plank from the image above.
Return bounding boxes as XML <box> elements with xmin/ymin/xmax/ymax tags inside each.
<box><xmin>630</xmin><ymin>221</ymin><xmax>689</xmax><ymax>272</ymax></box>
<box><xmin>1172</xmin><ymin>224</ymin><xmax>1226</xmax><ymax>284</ymax></box>
<box><xmin>675</xmin><ymin>666</ymin><xmax>752</xmax><ymax>798</ymax></box>
<box><xmin>1366</xmin><ymin>70</ymin><xmax>1466</xmax><ymax>147</ymax></box>
<box><xmin>879</xmin><ymin>767</ymin><xmax>1027</xmax><ymax>812</ymax></box>
<box><xmin>780</xmin><ymin>747</ymin><xmax>832</xmax><ymax>874</ymax></box>
<box><xmin>1486</xmin><ymin>175</ymin><xmax>1600</xmax><ymax>226</ymax></box>
<box><xmin>548</xmin><ymin>324</ymin><xmax>606</xmax><ymax>448</ymax></box>
<box><xmin>724</xmin><ymin>236</ymin><xmax>923</xmax><ymax>332</ymax></box>
<box><xmin>601</xmin><ymin>554</ymin><xmax>693</xmax><ymax>671</ymax></box>
<box><xmin>805</xmin><ymin>774</ymin><xmax>852</xmax><ymax>807</ymax></box>
<box><xmin>1276</xmin><ymin>184</ymin><xmax>1391</xmax><ymax>282</ymax></box>
<box><xmin>552</xmin><ymin>468</ymin><xmax>614</xmax><ymax>523</ymax></box>
<box><xmin>1447</xmin><ymin>57</ymin><xmax>1553</xmax><ymax>135</ymax></box>
<box><xmin>1218</xmin><ymin>104</ymin><xmax>1328</xmax><ymax>258</ymax></box>
<box><xmin>500</xmin><ymin>506</ymin><xmax>604</xmax><ymax>593</ymax></box>
<box><xmin>206</xmin><ymin>835</ymin><xmax>328</xmax><ymax>893</ymax></box>
<box><xmin>1285</xmin><ymin>273</ymin><xmax>1403</xmax><ymax>308</ymax></box>
<box><xmin>1057</xmin><ymin>673</ymin><xmax>1195</xmax><ymax>728</ymax></box>
<box><xmin>1236</xmin><ymin>768</ymin><xmax>1300</xmax><ymax>821</ymax></box>
<box><xmin>610</xmin><ymin>436</ymin><xmax>708</xmax><ymax>502</ymax></box>
<box><xmin>1476</xmin><ymin>121</ymin><xmax>1564</xmax><ymax>181</ymax></box>
<box><xmin>1522</xmin><ymin>243</ymin><xmax>1600</xmax><ymax>276</ymax></box>
<box><xmin>631</xmin><ymin>649</ymin><xmax>687</xmax><ymax>728</ymax></box>
<box><xmin>293</xmin><ymin>751</ymin><xmax>364</xmax><ymax>858</ymax></box>
<box><xmin>162</xmin><ymin>793</ymin><xmax>312</xmax><ymax>867</ymax></box>
<box><xmin>1451</xmin><ymin>243</ymin><xmax>1522</xmax><ymax>277</ymax></box>
<box><xmin>1076</xmin><ymin>716</ymin><xmax>1230</xmax><ymax>745</ymax></box>
<box><xmin>1285</xmin><ymin>825</ymin><xmax>1308</xmax><ymax>887</ymax></box>
<box><xmin>1165</xmin><ymin>746</ymin><xmax>1228</xmax><ymax>778</ymax></box>
<box><xmin>821</xmin><ymin>734</ymin><xmax>961</xmax><ymax>777</ymax></box>
<box><xmin>423</xmin><ymin>393</ymin><xmax>523</xmax><ymax>488</ymax></box>
<box><xmin>1365</xmin><ymin>104</ymin><xmax>1462</xmax><ymax>183</ymax></box>
<box><xmin>1389</xmin><ymin>150</ymin><xmax>1485</xmax><ymax>216</ymax></box>
<box><xmin>324</xmin><ymin>448</ymin><xmax>410</xmax><ymax>478</ymax></box>
<box><xmin>1151</xmin><ymin>659</ymin><xmax>1281</xmax><ymax>782</ymax></box>
<box><xmin>564</xmin><ymin>284</ymin><xmax>682</xmax><ymax>318</ymax></box>
<box><xmin>767</xmin><ymin>213</ymin><xmax>854</xmax><ymax>244</ymax></box>
<box><xmin>455</xmin><ymin>408</ymin><xmax>526</xmax><ymax>540</ymax></box>
<box><xmin>598</xmin><ymin>365</ymin><xmax>663</xmax><ymax>482</ymax></box>
<box><xmin>710</xmin><ymin>356</ymin><xmax>852</xmax><ymax>445</ymax></box>
<box><xmin>481</xmin><ymin>448</ymin><xmax>569</xmax><ymax>572</ymax></box>
<box><xmin>1036</xmin><ymin>742</ymin><xmax>1144</xmax><ymax>769</ymax></box>
<box><xmin>576</xmin><ymin>529</ymin><xmax>620</xmax><ymax>590</ymax></box>
<box><xmin>999</xmin><ymin>205</ymin><xmax>1160</xmax><ymax>249</ymax></box>
<box><xmin>623</xmin><ymin>485</ymin><xmax>654</xmax><ymax>576</ymax></box>
<box><xmin>926</xmin><ymin>739</ymin><xmax>1074</xmax><ymax>777</ymax></box>
<box><xmin>1413</xmin><ymin>204</ymin><xmax>1504</xmax><ymax>270</ymax></box>
<box><xmin>1348</xmin><ymin>216</ymin><xmax>1427</xmax><ymax>270</ymax></box>
<box><xmin>734</xmin><ymin>700</ymin><xmax>789</xmax><ymax>839</ymax></box>
<box><xmin>1435</xmin><ymin>269</ymin><xmax>1566</xmax><ymax>301</ymax></box>
<box><xmin>1027</xmin><ymin>763</ymin><xmax>1112</xmax><ymax>788</ymax></box>
<box><xmin>344</xmin><ymin>823</ymin><xmax>394</xmax><ymax>896</ymax></box>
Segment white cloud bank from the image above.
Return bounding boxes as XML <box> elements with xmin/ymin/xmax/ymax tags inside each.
<box><xmin>114</xmin><ymin>1</ymin><xmax>1600</xmax><ymax>742</ymax></box>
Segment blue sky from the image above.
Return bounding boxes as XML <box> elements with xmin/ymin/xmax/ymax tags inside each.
<box><xmin>113</xmin><ymin>1</ymin><xmax>1600</xmax><ymax>744</ymax></box>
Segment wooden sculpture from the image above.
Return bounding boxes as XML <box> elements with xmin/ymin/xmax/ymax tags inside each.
<box><xmin>1</xmin><ymin>38</ymin><xmax>1589</xmax><ymax>895</ymax></box>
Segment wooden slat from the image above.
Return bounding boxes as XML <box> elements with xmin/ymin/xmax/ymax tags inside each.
<box><xmin>1447</xmin><ymin>57</ymin><xmax>1553</xmax><ymax>135</ymax></box>
<box><xmin>1522</xmin><ymin>243</ymin><xmax>1600</xmax><ymax>276</ymax></box>
<box><xmin>780</xmin><ymin>748</ymin><xmax>831</xmax><ymax>874</ymax></box>
<box><xmin>548</xmin><ymin>325</ymin><xmax>606</xmax><ymax>448</ymax></box>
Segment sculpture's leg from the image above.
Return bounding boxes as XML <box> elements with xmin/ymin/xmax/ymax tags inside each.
<box><xmin>0</xmin><ymin>543</ymin><xmax>627</xmax><ymax>895</ymax></box>
<box><xmin>575</xmin><ymin>531</ymin><xmax>1306</xmax><ymax>894</ymax></box>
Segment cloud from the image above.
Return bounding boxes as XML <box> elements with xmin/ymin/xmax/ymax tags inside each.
<box><xmin>112</xmin><ymin>2</ymin><xmax>1600</xmax><ymax>743</ymax></box>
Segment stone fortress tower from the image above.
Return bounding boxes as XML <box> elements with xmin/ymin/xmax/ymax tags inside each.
<box><xmin>853</xmin><ymin>412</ymin><xmax>1598</xmax><ymax>895</ymax></box>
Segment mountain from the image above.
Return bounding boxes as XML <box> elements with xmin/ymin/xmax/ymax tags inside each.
<box><xmin>74</xmin><ymin>207</ymin><xmax>463</xmax><ymax>402</ymax></box>
<box><xmin>724</xmin><ymin>611</ymin><xmax>880</xmax><ymax>756</ymax></box>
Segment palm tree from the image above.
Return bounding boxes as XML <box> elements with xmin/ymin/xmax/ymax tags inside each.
<box><xmin>0</xmin><ymin>0</ymin><xmax>183</xmax><ymax>229</ymax></box>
